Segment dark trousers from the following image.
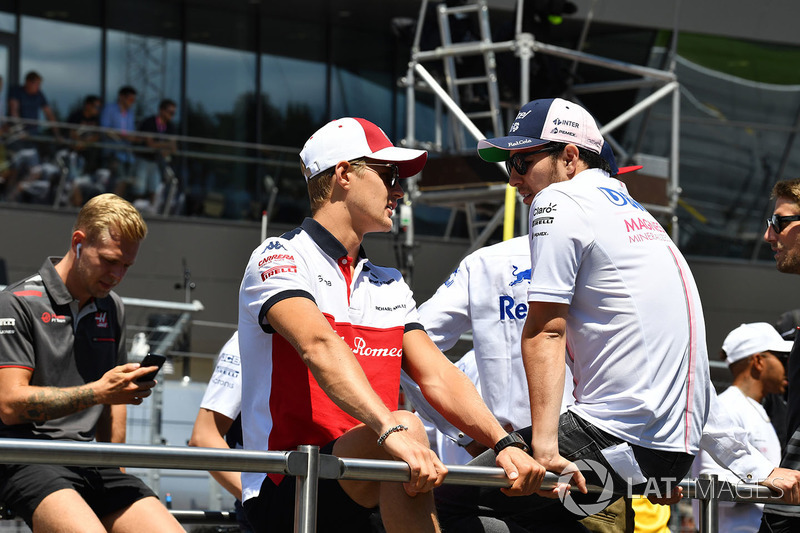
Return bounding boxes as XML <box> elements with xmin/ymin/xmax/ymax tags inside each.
<box><xmin>435</xmin><ymin>411</ymin><xmax>694</xmax><ymax>532</ymax></box>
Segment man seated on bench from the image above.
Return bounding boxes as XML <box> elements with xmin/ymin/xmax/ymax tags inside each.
<box><xmin>0</xmin><ymin>194</ymin><xmax>184</xmax><ymax>533</ymax></box>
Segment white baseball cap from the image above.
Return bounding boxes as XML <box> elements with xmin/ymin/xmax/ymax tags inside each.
<box><xmin>299</xmin><ymin>117</ymin><xmax>427</xmax><ymax>181</ymax></box>
<box><xmin>722</xmin><ymin>322</ymin><xmax>794</xmax><ymax>365</ymax></box>
<box><xmin>477</xmin><ymin>98</ymin><xmax>605</xmax><ymax>162</ymax></box>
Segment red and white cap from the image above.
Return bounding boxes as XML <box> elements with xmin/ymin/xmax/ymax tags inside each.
<box><xmin>300</xmin><ymin>117</ymin><xmax>427</xmax><ymax>181</ymax></box>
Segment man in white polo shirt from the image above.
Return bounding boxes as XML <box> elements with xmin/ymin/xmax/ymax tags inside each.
<box><xmin>237</xmin><ymin>117</ymin><xmax>550</xmax><ymax>533</ymax></box>
<box><xmin>692</xmin><ymin>322</ymin><xmax>790</xmax><ymax>533</ymax></box>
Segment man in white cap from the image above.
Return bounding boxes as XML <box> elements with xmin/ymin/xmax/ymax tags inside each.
<box><xmin>692</xmin><ymin>322</ymin><xmax>791</xmax><ymax>533</ymax></box>
<box><xmin>237</xmin><ymin>117</ymin><xmax>550</xmax><ymax>533</ymax></box>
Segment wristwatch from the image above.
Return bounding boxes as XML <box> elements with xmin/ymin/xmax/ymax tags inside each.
<box><xmin>493</xmin><ymin>431</ymin><xmax>530</xmax><ymax>455</ymax></box>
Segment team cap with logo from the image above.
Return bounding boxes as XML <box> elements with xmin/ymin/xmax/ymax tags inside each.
<box><xmin>722</xmin><ymin>322</ymin><xmax>794</xmax><ymax>365</ymax></box>
<box><xmin>477</xmin><ymin>98</ymin><xmax>605</xmax><ymax>163</ymax></box>
<box><xmin>300</xmin><ymin>117</ymin><xmax>427</xmax><ymax>181</ymax></box>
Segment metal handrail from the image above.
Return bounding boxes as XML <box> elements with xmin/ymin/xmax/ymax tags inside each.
<box><xmin>0</xmin><ymin>438</ymin><xmax>791</xmax><ymax>533</ymax></box>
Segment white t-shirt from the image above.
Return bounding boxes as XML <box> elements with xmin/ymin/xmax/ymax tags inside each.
<box><xmin>527</xmin><ymin>169</ymin><xmax>712</xmax><ymax>454</ymax></box>
<box><xmin>692</xmin><ymin>386</ymin><xmax>781</xmax><ymax>533</ymax></box>
<box><xmin>402</xmin><ymin>236</ymin><xmax>573</xmax><ymax>452</ymax></box>
<box><xmin>199</xmin><ymin>331</ymin><xmax>242</xmax><ymax>420</ymax></box>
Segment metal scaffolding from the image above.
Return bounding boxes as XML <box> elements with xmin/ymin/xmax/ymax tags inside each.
<box><xmin>401</xmin><ymin>0</ymin><xmax>683</xmax><ymax>259</ymax></box>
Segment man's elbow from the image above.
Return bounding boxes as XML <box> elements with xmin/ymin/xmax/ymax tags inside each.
<box><xmin>0</xmin><ymin>404</ymin><xmax>24</xmax><ymax>426</ymax></box>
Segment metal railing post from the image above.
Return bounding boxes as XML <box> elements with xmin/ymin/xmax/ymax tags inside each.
<box><xmin>696</xmin><ymin>473</ymin><xmax>719</xmax><ymax>533</ymax></box>
<box><xmin>294</xmin><ymin>445</ymin><xmax>320</xmax><ymax>533</ymax></box>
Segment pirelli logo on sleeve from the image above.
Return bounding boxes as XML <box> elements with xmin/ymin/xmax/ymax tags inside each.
<box><xmin>0</xmin><ymin>318</ymin><xmax>16</xmax><ymax>334</ymax></box>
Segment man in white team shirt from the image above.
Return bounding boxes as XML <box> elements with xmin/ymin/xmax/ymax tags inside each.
<box><xmin>237</xmin><ymin>117</ymin><xmax>551</xmax><ymax>533</ymax></box>
<box><xmin>692</xmin><ymin>323</ymin><xmax>789</xmax><ymax>532</ymax></box>
<box><xmin>461</xmin><ymin>98</ymin><xmax>800</xmax><ymax>518</ymax></box>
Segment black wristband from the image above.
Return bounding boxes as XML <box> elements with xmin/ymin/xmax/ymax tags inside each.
<box><xmin>493</xmin><ymin>431</ymin><xmax>530</xmax><ymax>455</ymax></box>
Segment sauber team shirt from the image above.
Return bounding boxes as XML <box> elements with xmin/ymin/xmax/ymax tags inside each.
<box><xmin>238</xmin><ymin>218</ymin><xmax>422</xmax><ymax>501</ymax></box>
<box><xmin>526</xmin><ymin>169</ymin><xmax>713</xmax><ymax>455</ymax></box>
<box><xmin>0</xmin><ymin>258</ymin><xmax>126</xmax><ymax>441</ymax></box>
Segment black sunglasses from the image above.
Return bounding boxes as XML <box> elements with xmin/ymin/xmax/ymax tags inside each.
<box><xmin>766</xmin><ymin>214</ymin><xmax>800</xmax><ymax>234</ymax></box>
<box><xmin>365</xmin><ymin>163</ymin><xmax>400</xmax><ymax>188</ymax></box>
<box><xmin>504</xmin><ymin>144</ymin><xmax>557</xmax><ymax>177</ymax></box>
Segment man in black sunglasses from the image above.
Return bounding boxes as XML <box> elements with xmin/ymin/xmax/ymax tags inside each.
<box><xmin>454</xmin><ymin>98</ymin><xmax>800</xmax><ymax>530</ymax></box>
<box><xmin>761</xmin><ymin>178</ymin><xmax>800</xmax><ymax>533</ymax></box>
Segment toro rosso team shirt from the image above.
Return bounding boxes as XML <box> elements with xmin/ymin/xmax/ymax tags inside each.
<box><xmin>527</xmin><ymin>169</ymin><xmax>713</xmax><ymax>455</ymax></box>
<box><xmin>238</xmin><ymin>218</ymin><xmax>422</xmax><ymax>501</ymax></box>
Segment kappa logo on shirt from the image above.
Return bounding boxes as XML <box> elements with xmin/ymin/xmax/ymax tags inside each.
<box><xmin>95</xmin><ymin>312</ymin><xmax>108</xmax><ymax>329</ymax></box>
<box><xmin>41</xmin><ymin>312</ymin><xmax>67</xmax><ymax>324</ymax></box>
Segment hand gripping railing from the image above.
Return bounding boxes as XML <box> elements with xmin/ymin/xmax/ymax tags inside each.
<box><xmin>0</xmin><ymin>439</ymin><xmax>791</xmax><ymax>533</ymax></box>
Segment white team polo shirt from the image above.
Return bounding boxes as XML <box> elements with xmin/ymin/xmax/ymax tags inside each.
<box><xmin>238</xmin><ymin>218</ymin><xmax>422</xmax><ymax>501</ymax></box>
<box><xmin>527</xmin><ymin>169</ymin><xmax>712</xmax><ymax>454</ymax></box>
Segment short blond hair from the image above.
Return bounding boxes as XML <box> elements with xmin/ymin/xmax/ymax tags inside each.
<box><xmin>73</xmin><ymin>193</ymin><xmax>147</xmax><ymax>244</ymax></box>
<box><xmin>305</xmin><ymin>158</ymin><xmax>368</xmax><ymax>214</ymax></box>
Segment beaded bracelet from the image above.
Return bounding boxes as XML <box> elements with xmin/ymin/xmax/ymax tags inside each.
<box><xmin>377</xmin><ymin>424</ymin><xmax>409</xmax><ymax>446</ymax></box>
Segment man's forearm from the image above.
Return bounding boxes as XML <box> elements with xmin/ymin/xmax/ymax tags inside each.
<box><xmin>12</xmin><ymin>384</ymin><xmax>97</xmax><ymax>423</ymax></box>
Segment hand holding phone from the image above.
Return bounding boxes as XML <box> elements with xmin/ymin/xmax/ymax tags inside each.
<box><xmin>136</xmin><ymin>353</ymin><xmax>166</xmax><ymax>383</ymax></box>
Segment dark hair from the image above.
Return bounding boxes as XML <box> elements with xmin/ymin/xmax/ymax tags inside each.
<box><xmin>83</xmin><ymin>95</ymin><xmax>101</xmax><ymax>107</ymax></box>
<box><xmin>24</xmin><ymin>71</ymin><xmax>42</xmax><ymax>83</ymax></box>
<box><xmin>159</xmin><ymin>98</ymin><xmax>177</xmax><ymax>111</ymax></box>
<box><xmin>545</xmin><ymin>142</ymin><xmax>614</xmax><ymax>175</ymax></box>
<box><xmin>118</xmin><ymin>86</ymin><xmax>137</xmax><ymax>97</ymax></box>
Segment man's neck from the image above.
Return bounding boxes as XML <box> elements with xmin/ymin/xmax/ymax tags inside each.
<box><xmin>732</xmin><ymin>378</ymin><xmax>765</xmax><ymax>404</ymax></box>
<box><xmin>312</xmin><ymin>210</ymin><xmax>362</xmax><ymax>260</ymax></box>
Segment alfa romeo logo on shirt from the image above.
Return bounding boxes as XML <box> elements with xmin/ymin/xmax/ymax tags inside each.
<box><xmin>557</xmin><ymin>459</ymin><xmax>616</xmax><ymax>517</ymax></box>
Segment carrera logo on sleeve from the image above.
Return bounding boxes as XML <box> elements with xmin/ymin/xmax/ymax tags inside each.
<box><xmin>41</xmin><ymin>312</ymin><xmax>67</xmax><ymax>324</ymax></box>
<box><xmin>260</xmin><ymin>265</ymin><xmax>297</xmax><ymax>281</ymax></box>
<box><xmin>258</xmin><ymin>254</ymin><xmax>295</xmax><ymax>267</ymax></box>
<box><xmin>94</xmin><ymin>312</ymin><xmax>108</xmax><ymax>329</ymax></box>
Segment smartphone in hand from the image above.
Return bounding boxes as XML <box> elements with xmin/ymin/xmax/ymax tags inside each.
<box><xmin>135</xmin><ymin>353</ymin><xmax>166</xmax><ymax>383</ymax></box>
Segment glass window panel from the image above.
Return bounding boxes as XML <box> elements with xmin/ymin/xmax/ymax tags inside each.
<box><xmin>0</xmin><ymin>13</ymin><xmax>14</xmax><ymax>33</ymax></box>
<box><xmin>105</xmin><ymin>30</ymin><xmax>182</xmax><ymax>123</ymax></box>
<box><xmin>19</xmin><ymin>16</ymin><xmax>101</xmax><ymax>119</ymax></box>
<box><xmin>185</xmin><ymin>43</ymin><xmax>257</xmax><ymax>220</ymax></box>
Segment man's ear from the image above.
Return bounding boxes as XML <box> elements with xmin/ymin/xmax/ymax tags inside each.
<box><xmin>334</xmin><ymin>160</ymin><xmax>354</xmax><ymax>191</ymax></box>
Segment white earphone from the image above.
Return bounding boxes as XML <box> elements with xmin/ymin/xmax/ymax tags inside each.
<box><xmin>76</xmin><ymin>243</ymin><xmax>82</xmax><ymax>259</ymax></box>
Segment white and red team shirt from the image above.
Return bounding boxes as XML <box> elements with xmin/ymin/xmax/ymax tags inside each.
<box><xmin>238</xmin><ymin>218</ymin><xmax>422</xmax><ymax>502</ymax></box>
<box><xmin>527</xmin><ymin>169</ymin><xmax>713</xmax><ymax>454</ymax></box>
